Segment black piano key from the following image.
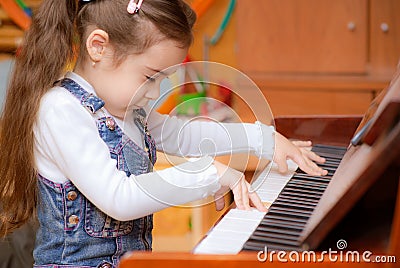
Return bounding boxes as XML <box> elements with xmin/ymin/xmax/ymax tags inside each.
<box><xmin>312</xmin><ymin>144</ymin><xmax>347</xmax><ymax>155</ymax></box>
<box><xmin>283</xmin><ymin>185</ymin><xmax>325</xmax><ymax>195</ymax></box>
<box><xmin>318</xmin><ymin>163</ymin><xmax>340</xmax><ymax>170</ymax></box>
<box><xmin>261</xmin><ymin>218</ymin><xmax>306</xmax><ymax>229</ymax></box>
<box><xmin>316</xmin><ymin>165</ymin><xmax>338</xmax><ymax>172</ymax></box>
<box><xmin>327</xmin><ymin>170</ymin><xmax>336</xmax><ymax>177</ymax></box>
<box><xmin>256</xmin><ymin>225</ymin><xmax>302</xmax><ymax>236</ymax></box>
<box><xmin>312</xmin><ymin>146</ymin><xmax>344</xmax><ymax>155</ymax></box>
<box><xmin>320</xmin><ymin>159</ymin><xmax>342</xmax><ymax>166</ymax></box>
<box><xmin>276</xmin><ymin>197</ymin><xmax>319</xmax><ymax>207</ymax></box>
<box><xmin>251</xmin><ymin>231</ymin><xmax>300</xmax><ymax>243</ymax></box>
<box><xmin>290</xmin><ymin>178</ymin><xmax>330</xmax><ymax>187</ymax></box>
<box><xmin>281</xmin><ymin>185</ymin><xmax>324</xmax><ymax>192</ymax></box>
<box><xmin>273</xmin><ymin>201</ymin><xmax>315</xmax><ymax>211</ymax></box>
<box><xmin>285</xmin><ymin>185</ymin><xmax>327</xmax><ymax>194</ymax></box>
<box><xmin>279</xmin><ymin>192</ymin><xmax>321</xmax><ymax>201</ymax></box>
<box><xmin>252</xmin><ymin>231</ymin><xmax>300</xmax><ymax>242</ymax></box>
<box><xmin>292</xmin><ymin>174</ymin><xmax>331</xmax><ymax>181</ymax></box>
<box><xmin>269</xmin><ymin>206</ymin><xmax>313</xmax><ymax>217</ymax></box>
<box><xmin>310</xmin><ymin>151</ymin><xmax>343</xmax><ymax>160</ymax></box>
<box><xmin>312</xmin><ymin>150</ymin><xmax>346</xmax><ymax>158</ymax></box>
<box><xmin>287</xmin><ymin>180</ymin><xmax>328</xmax><ymax>190</ymax></box>
<box><xmin>280</xmin><ymin>188</ymin><xmax>323</xmax><ymax>199</ymax></box>
<box><xmin>286</xmin><ymin>179</ymin><xmax>328</xmax><ymax>187</ymax></box>
<box><xmin>291</xmin><ymin>185</ymin><xmax>328</xmax><ymax>193</ymax></box>
<box><xmin>265</xmin><ymin>213</ymin><xmax>308</xmax><ymax>224</ymax></box>
<box><xmin>277</xmin><ymin>196</ymin><xmax>319</xmax><ymax>206</ymax></box>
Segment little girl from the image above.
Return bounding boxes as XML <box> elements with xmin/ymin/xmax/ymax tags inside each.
<box><xmin>0</xmin><ymin>0</ymin><xmax>326</xmax><ymax>267</ymax></box>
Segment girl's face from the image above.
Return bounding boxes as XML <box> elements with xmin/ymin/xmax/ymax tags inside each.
<box><xmin>84</xmin><ymin>39</ymin><xmax>188</xmax><ymax>119</ymax></box>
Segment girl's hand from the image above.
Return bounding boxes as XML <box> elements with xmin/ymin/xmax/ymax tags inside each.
<box><xmin>212</xmin><ymin>160</ymin><xmax>267</xmax><ymax>212</ymax></box>
<box><xmin>274</xmin><ymin>132</ymin><xmax>328</xmax><ymax>176</ymax></box>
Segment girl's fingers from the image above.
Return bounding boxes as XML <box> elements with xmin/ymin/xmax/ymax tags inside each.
<box><xmin>241</xmin><ymin>180</ymin><xmax>251</xmax><ymax>210</ymax></box>
<box><xmin>302</xmin><ymin>149</ymin><xmax>326</xmax><ymax>164</ymax></box>
<box><xmin>213</xmin><ymin>190</ymin><xmax>226</xmax><ymax>211</ymax></box>
<box><xmin>275</xmin><ymin>155</ymin><xmax>289</xmax><ymax>174</ymax></box>
<box><xmin>301</xmin><ymin>149</ymin><xmax>328</xmax><ymax>175</ymax></box>
<box><xmin>248</xmin><ymin>183</ymin><xmax>268</xmax><ymax>212</ymax></box>
<box><xmin>232</xmin><ymin>180</ymin><xmax>244</xmax><ymax>210</ymax></box>
<box><xmin>232</xmin><ymin>179</ymin><xmax>267</xmax><ymax>212</ymax></box>
<box><xmin>292</xmin><ymin>140</ymin><xmax>326</xmax><ymax>164</ymax></box>
<box><xmin>299</xmin><ymin>155</ymin><xmax>327</xmax><ymax>176</ymax></box>
<box><xmin>292</xmin><ymin>140</ymin><xmax>312</xmax><ymax>147</ymax></box>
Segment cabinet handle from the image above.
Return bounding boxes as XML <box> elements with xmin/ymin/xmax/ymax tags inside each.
<box><xmin>347</xmin><ymin>21</ymin><xmax>356</xmax><ymax>32</ymax></box>
<box><xmin>380</xmin><ymin>23</ymin><xmax>389</xmax><ymax>33</ymax></box>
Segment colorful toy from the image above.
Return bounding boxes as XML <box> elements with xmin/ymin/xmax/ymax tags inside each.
<box><xmin>191</xmin><ymin>0</ymin><xmax>215</xmax><ymax>20</ymax></box>
<box><xmin>0</xmin><ymin>0</ymin><xmax>31</xmax><ymax>30</ymax></box>
<box><xmin>15</xmin><ymin>0</ymin><xmax>32</xmax><ymax>16</ymax></box>
<box><xmin>210</xmin><ymin>0</ymin><xmax>236</xmax><ymax>45</ymax></box>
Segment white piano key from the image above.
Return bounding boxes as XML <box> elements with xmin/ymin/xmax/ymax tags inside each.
<box><xmin>213</xmin><ymin>216</ymin><xmax>264</xmax><ymax>233</ymax></box>
<box><xmin>255</xmin><ymin>193</ymin><xmax>278</xmax><ymax>203</ymax></box>
<box><xmin>193</xmin><ymin>209</ymin><xmax>266</xmax><ymax>254</ymax></box>
<box><xmin>257</xmin><ymin>185</ymin><xmax>286</xmax><ymax>192</ymax></box>
<box><xmin>205</xmin><ymin>229</ymin><xmax>254</xmax><ymax>241</ymax></box>
<box><xmin>195</xmin><ymin>237</ymin><xmax>245</xmax><ymax>254</ymax></box>
<box><xmin>194</xmin><ymin>241</ymin><xmax>243</xmax><ymax>254</ymax></box>
<box><xmin>224</xmin><ymin>208</ymin><xmax>266</xmax><ymax>220</ymax></box>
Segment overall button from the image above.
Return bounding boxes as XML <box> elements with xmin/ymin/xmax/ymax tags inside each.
<box><xmin>68</xmin><ymin>215</ymin><xmax>79</xmax><ymax>225</ymax></box>
<box><xmin>67</xmin><ymin>191</ymin><xmax>77</xmax><ymax>201</ymax></box>
<box><xmin>99</xmin><ymin>263</ymin><xmax>112</xmax><ymax>268</ymax></box>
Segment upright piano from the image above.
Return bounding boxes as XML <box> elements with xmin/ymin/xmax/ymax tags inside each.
<box><xmin>119</xmin><ymin>68</ymin><xmax>400</xmax><ymax>267</ymax></box>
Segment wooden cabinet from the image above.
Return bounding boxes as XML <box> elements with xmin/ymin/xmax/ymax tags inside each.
<box><xmin>369</xmin><ymin>0</ymin><xmax>400</xmax><ymax>76</ymax></box>
<box><xmin>238</xmin><ymin>0</ymin><xmax>368</xmax><ymax>74</ymax></box>
<box><xmin>235</xmin><ymin>0</ymin><xmax>400</xmax><ymax>117</ymax></box>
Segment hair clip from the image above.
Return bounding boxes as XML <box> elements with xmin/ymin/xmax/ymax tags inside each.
<box><xmin>79</xmin><ymin>0</ymin><xmax>95</xmax><ymax>6</ymax></box>
<box><xmin>78</xmin><ymin>0</ymin><xmax>95</xmax><ymax>11</ymax></box>
<box><xmin>127</xmin><ymin>0</ymin><xmax>144</xmax><ymax>14</ymax></box>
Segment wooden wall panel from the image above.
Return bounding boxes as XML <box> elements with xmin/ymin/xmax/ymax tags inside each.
<box><xmin>262</xmin><ymin>89</ymin><xmax>373</xmax><ymax>116</ymax></box>
<box><xmin>369</xmin><ymin>0</ymin><xmax>400</xmax><ymax>75</ymax></box>
<box><xmin>236</xmin><ymin>0</ymin><xmax>368</xmax><ymax>74</ymax></box>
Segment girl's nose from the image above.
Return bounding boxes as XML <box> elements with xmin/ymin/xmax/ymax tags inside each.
<box><xmin>145</xmin><ymin>85</ymin><xmax>160</xmax><ymax>100</ymax></box>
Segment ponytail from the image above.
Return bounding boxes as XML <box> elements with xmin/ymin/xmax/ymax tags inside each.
<box><xmin>0</xmin><ymin>0</ymin><xmax>77</xmax><ymax>236</ymax></box>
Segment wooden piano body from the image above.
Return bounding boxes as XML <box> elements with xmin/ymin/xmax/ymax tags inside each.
<box><xmin>119</xmin><ymin>70</ymin><xmax>400</xmax><ymax>267</ymax></box>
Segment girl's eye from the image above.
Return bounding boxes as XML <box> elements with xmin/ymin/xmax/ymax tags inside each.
<box><xmin>145</xmin><ymin>75</ymin><xmax>156</xmax><ymax>82</ymax></box>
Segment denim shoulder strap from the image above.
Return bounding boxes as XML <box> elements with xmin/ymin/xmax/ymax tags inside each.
<box><xmin>60</xmin><ymin>78</ymin><xmax>105</xmax><ymax>114</ymax></box>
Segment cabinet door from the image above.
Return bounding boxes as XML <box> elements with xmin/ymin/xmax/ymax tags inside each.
<box><xmin>237</xmin><ymin>0</ymin><xmax>368</xmax><ymax>74</ymax></box>
<box><xmin>370</xmin><ymin>0</ymin><xmax>400</xmax><ymax>75</ymax></box>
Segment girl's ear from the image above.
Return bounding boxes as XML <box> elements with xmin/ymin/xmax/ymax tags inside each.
<box><xmin>86</xmin><ymin>29</ymin><xmax>110</xmax><ymax>63</ymax></box>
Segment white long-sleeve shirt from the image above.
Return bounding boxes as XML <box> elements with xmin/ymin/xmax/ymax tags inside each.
<box><xmin>33</xmin><ymin>72</ymin><xmax>275</xmax><ymax>221</ymax></box>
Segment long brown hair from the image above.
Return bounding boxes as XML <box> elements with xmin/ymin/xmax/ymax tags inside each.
<box><xmin>0</xmin><ymin>0</ymin><xmax>196</xmax><ymax>237</ymax></box>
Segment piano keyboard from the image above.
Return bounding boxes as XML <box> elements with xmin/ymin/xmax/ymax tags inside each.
<box><xmin>194</xmin><ymin>144</ymin><xmax>346</xmax><ymax>254</ymax></box>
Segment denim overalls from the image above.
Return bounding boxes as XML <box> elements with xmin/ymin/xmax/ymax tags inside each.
<box><xmin>34</xmin><ymin>78</ymin><xmax>157</xmax><ymax>268</ymax></box>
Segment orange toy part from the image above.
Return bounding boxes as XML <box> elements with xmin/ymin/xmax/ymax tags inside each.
<box><xmin>191</xmin><ymin>0</ymin><xmax>215</xmax><ymax>19</ymax></box>
<box><xmin>156</xmin><ymin>91</ymin><xmax>180</xmax><ymax>115</ymax></box>
<box><xmin>0</xmin><ymin>0</ymin><xmax>31</xmax><ymax>30</ymax></box>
